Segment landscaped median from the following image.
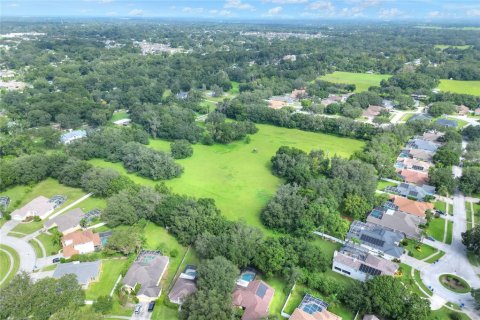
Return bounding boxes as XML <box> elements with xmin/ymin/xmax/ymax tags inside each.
<box><xmin>439</xmin><ymin>274</ymin><xmax>471</xmax><ymax>294</ymax></box>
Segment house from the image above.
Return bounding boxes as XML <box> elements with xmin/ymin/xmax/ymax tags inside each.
<box><xmin>346</xmin><ymin>221</ymin><xmax>404</xmax><ymax>260</ymax></box>
<box><xmin>175</xmin><ymin>91</ymin><xmax>189</xmax><ymax>100</ymax></box>
<box><xmin>397</xmin><ymin>169</ymin><xmax>429</xmax><ymax>186</ymax></box>
<box><xmin>407</xmin><ymin>113</ymin><xmax>432</xmax><ymax>122</ymax></box>
<box><xmin>113</xmin><ymin>118</ymin><xmax>131</xmax><ymax>126</ymax></box>
<box><xmin>232</xmin><ymin>280</ymin><xmax>275</xmax><ymax>320</ymax></box>
<box><xmin>268</xmin><ymin>99</ymin><xmax>289</xmax><ymax>110</ymax></box>
<box><xmin>382</xmin><ymin>99</ymin><xmax>394</xmax><ymax>109</ymax></box>
<box><xmin>395</xmin><ymin>158</ymin><xmax>432</xmax><ymax>172</ymax></box>
<box><xmin>363</xmin><ymin>315</ymin><xmax>380</xmax><ymax>320</ymax></box>
<box><xmin>420</xmin><ymin>131</ymin><xmax>444</xmax><ymax>143</ymax></box>
<box><xmin>60</xmin><ymin>130</ymin><xmax>87</xmax><ymax>144</ymax></box>
<box><xmin>168</xmin><ymin>265</ymin><xmax>198</xmax><ymax>305</ymax></box>
<box><xmin>362</xmin><ymin>105</ymin><xmax>384</xmax><ymax>118</ymax></box>
<box><xmin>410</xmin><ymin>94</ymin><xmax>428</xmax><ymax>100</ymax></box>
<box><xmin>401</xmin><ymin>149</ymin><xmax>435</xmax><ymax>162</ymax></box>
<box><xmin>389</xmin><ymin>182</ymin><xmax>436</xmax><ymax>201</ymax></box>
<box><xmin>457</xmin><ymin>105</ymin><xmax>470</xmax><ymax>116</ymax></box>
<box><xmin>291</xmin><ymin>89</ymin><xmax>306</xmax><ymax>99</ymax></box>
<box><xmin>389</xmin><ymin>195</ymin><xmax>434</xmax><ymax>219</ymax></box>
<box><xmin>53</xmin><ymin>261</ymin><xmax>101</xmax><ymax>289</ymax></box>
<box><xmin>289</xmin><ymin>294</ymin><xmax>342</xmax><ymax>320</ymax></box>
<box><xmin>44</xmin><ymin>208</ymin><xmax>84</xmax><ymax>235</ymax></box>
<box><xmin>61</xmin><ymin>230</ymin><xmax>101</xmax><ymax>258</ymax></box>
<box><xmin>475</xmin><ymin>108</ymin><xmax>480</xmax><ymax>116</ymax></box>
<box><xmin>367</xmin><ymin>207</ymin><xmax>426</xmax><ymax>240</ymax></box>
<box><xmin>122</xmin><ymin>250</ymin><xmax>169</xmax><ymax>301</ymax></box>
<box><xmin>436</xmin><ymin>118</ymin><xmax>458</xmax><ymax>128</ymax></box>
<box><xmin>11</xmin><ymin>196</ymin><xmax>55</xmax><ymax>221</ymax></box>
<box><xmin>333</xmin><ymin>245</ymin><xmax>398</xmax><ymax>282</ymax></box>
<box><xmin>407</xmin><ymin>138</ymin><xmax>440</xmax><ymax>152</ymax></box>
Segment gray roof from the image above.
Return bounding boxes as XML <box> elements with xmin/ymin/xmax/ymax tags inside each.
<box><xmin>408</xmin><ymin>114</ymin><xmax>432</xmax><ymax>122</ymax></box>
<box><xmin>408</xmin><ymin>139</ymin><xmax>439</xmax><ymax>152</ymax></box>
<box><xmin>53</xmin><ymin>261</ymin><xmax>101</xmax><ymax>285</ymax></box>
<box><xmin>44</xmin><ymin>208</ymin><xmax>84</xmax><ymax>233</ymax></box>
<box><xmin>347</xmin><ymin>221</ymin><xmax>404</xmax><ymax>258</ymax></box>
<box><xmin>122</xmin><ymin>251</ymin><xmax>169</xmax><ymax>298</ymax></box>
<box><xmin>367</xmin><ymin>207</ymin><xmax>426</xmax><ymax>239</ymax></box>
<box><xmin>168</xmin><ymin>277</ymin><xmax>197</xmax><ymax>304</ymax></box>
<box><xmin>60</xmin><ymin>130</ymin><xmax>87</xmax><ymax>142</ymax></box>
<box><xmin>334</xmin><ymin>245</ymin><xmax>398</xmax><ymax>276</ymax></box>
<box><xmin>436</xmin><ymin>118</ymin><xmax>458</xmax><ymax>128</ymax></box>
<box><xmin>394</xmin><ymin>182</ymin><xmax>435</xmax><ymax>200</ymax></box>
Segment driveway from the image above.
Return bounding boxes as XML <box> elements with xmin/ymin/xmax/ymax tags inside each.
<box><xmin>130</xmin><ymin>302</ymin><xmax>152</xmax><ymax>320</ymax></box>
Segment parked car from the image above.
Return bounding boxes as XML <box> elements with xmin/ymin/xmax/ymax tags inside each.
<box><xmin>134</xmin><ymin>304</ymin><xmax>141</xmax><ymax>315</ymax></box>
<box><xmin>148</xmin><ymin>301</ymin><xmax>155</xmax><ymax>312</ymax></box>
<box><xmin>52</xmin><ymin>257</ymin><xmax>61</xmax><ymax>263</ymax></box>
<box><xmin>427</xmin><ymin>236</ymin><xmax>435</xmax><ymax>241</ymax></box>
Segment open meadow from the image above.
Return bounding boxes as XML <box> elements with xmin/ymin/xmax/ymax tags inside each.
<box><xmin>438</xmin><ymin>79</ymin><xmax>480</xmax><ymax>96</ymax></box>
<box><xmin>318</xmin><ymin>71</ymin><xmax>391</xmax><ymax>92</ymax></box>
<box><xmin>89</xmin><ymin>124</ymin><xmax>364</xmax><ymax>231</ymax></box>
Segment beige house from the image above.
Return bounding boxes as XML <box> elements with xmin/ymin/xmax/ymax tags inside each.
<box><xmin>11</xmin><ymin>196</ymin><xmax>55</xmax><ymax>221</ymax></box>
<box><xmin>44</xmin><ymin>208</ymin><xmax>84</xmax><ymax>235</ymax></box>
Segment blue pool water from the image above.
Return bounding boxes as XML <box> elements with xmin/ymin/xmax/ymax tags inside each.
<box><xmin>241</xmin><ymin>272</ymin><xmax>255</xmax><ymax>282</ymax></box>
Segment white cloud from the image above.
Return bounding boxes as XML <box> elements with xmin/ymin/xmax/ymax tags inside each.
<box><xmin>309</xmin><ymin>1</ymin><xmax>335</xmax><ymax>11</ymax></box>
<box><xmin>379</xmin><ymin>8</ymin><xmax>403</xmax><ymax>19</ymax></box>
<box><xmin>224</xmin><ymin>0</ymin><xmax>255</xmax><ymax>11</ymax></box>
<box><xmin>128</xmin><ymin>9</ymin><xmax>145</xmax><ymax>16</ymax></box>
<box><xmin>263</xmin><ymin>0</ymin><xmax>307</xmax><ymax>4</ymax></box>
<box><xmin>467</xmin><ymin>9</ymin><xmax>480</xmax><ymax>17</ymax></box>
<box><xmin>340</xmin><ymin>6</ymin><xmax>364</xmax><ymax>17</ymax></box>
<box><xmin>427</xmin><ymin>11</ymin><xmax>441</xmax><ymax>18</ymax></box>
<box><xmin>267</xmin><ymin>6</ymin><xmax>283</xmax><ymax>15</ymax></box>
<box><xmin>182</xmin><ymin>7</ymin><xmax>205</xmax><ymax>14</ymax></box>
<box><xmin>7</xmin><ymin>2</ymin><xmax>19</xmax><ymax>7</ymax></box>
<box><xmin>106</xmin><ymin>11</ymin><xmax>118</xmax><ymax>16</ymax></box>
<box><xmin>347</xmin><ymin>0</ymin><xmax>382</xmax><ymax>8</ymax></box>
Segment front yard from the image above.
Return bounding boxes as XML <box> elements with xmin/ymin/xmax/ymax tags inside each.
<box><xmin>86</xmin><ymin>258</ymin><xmax>129</xmax><ymax>300</ymax></box>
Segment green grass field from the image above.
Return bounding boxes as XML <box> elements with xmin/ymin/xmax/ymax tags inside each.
<box><xmin>377</xmin><ymin>180</ymin><xmax>398</xmax><ymax>191</ymax></box>
<box><xmin>434</xmin><ymin>45</ymin><xmax>472</xmax><ymax>50</ymax></box>
<box><xmin>405</xmin><ymin>241</ymin><xmax>438</xmax><ymax>261</ymax></box>
<box><xmin>86</xmin><ymin>258</ymin><xmax>128</xmax><ymax>300</ymax></box>
<box><xmin>90</xmin><ymin>124</ymin><xmax>364</xmax><ymax>230</ymax></box>
<box><xmin>37</xmin><ymin>233</ymin><xmax>61</xmax><ymax>256</ymax></box>
<box><xmin>229</xmin><ymin>81</ymin><xmax>240</xmax><ymax>94</ymax></box>
<box><xmin>438</xmin><ymin>80</ymin><xmax>480</xmax><ymax>96</ymax></box>
<box><xmin>29</xmin><ymin>239</ymin><xmax>44</xmax><ymax>258</ymax></box>
<box><xmin>318</xmin><ymin>71</ymin><xmax>391</xmax><ymax>92</ymax></box>
<box><xmin>110</xmin><ymin>110</ymin><xmax>129</xmax><ymax>122</ymax></box>
<box><xmin>0</xmin><ymin>244</ymin><xmax>20</xmax><ymax>288</ymax></box>
<box><xmin>425</xmin><ymin>250</ymin><xmax>445</xmax><ymax>264</ymax></box>
<box><xmin>429</xmin><ymin>307</ymin><xmax>471</xmax><ymax>320</ymax></box>
<box><xmin>427</xmin><ymin>218</ymin><xmax>446</xmax><ymax>242</ymax></box>
<box><xmin>398</xmin><ymin>264</ymin><xmax>429</xmax><ymax>298</ymax></box>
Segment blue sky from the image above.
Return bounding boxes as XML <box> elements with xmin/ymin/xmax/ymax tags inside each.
<box><xmin>1</xmin><ymin>0</ymin><xmax>480</xmax><ymax>21</ymax></box>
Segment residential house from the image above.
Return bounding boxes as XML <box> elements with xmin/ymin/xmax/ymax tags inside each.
<box><xmin>333</xmin><ymin>245</ymin><xmax>398</xmax><ymax>282</ymax></box>
<box><xmin>289</xmin><ymin>294</ymin><xmax>342</xmax><ymax>320</ymax></box>
<box><xmin>53</xmin><ymin>261</ymin><xmax>101</xmax><ymax>289</ymax></box>
<box><xmin>61</xmin><ymin>230</ymin><xmax>101</xmax><ymax>258</ymax></box>
<box><xmin>268</xmin><ymin>95</ymin><xmax>295</xmax><ymax>110</ymax></box>
<box><xmin>362</xmin><ymin>105</ymin><xmax>384</xmax><ymax>118</ymax></box>
<box><xmin>60</xmin><ymin>130</ymin><xmax>87</xmax><ymax>145</ymax></box>
<box><xmin>346</xmin><ymin>221</ymin><xmax>404</xmax><ymax>260</ymax></box>
<box><xmin>113</xmin><ymin>118</ymin><xmax>131</xmax><ymax>126</ymax></box>
<box><xmin>407</xmin><ymin>113</ymin><xmax>432</xmax><ymax>122</ymax></box>
<box><xmin>232</xmin><ymin>280</ymin><xmax>275</xmax><ymax>320</ymax></box>
<box><xmin>420</xmin><ymin>131</ymin><xmax>444</xmax><ymax>143</ymax></box>
<box><xmin>457</xmin><ymin>105</ymin><xmax>470</xmax><ymax>116</ymax></box>
<box><xmin>44</xmin><ymin>208</ymin><xmax>84</xmax><ymax>235</ymax></box>
<box><xmin>175</xmin><ymin>91</ymin><xmax>189</xmax><ymax>100</ymax></box>
<box><xmin>122</xmin><ymin>250</ymin><xmax>169</xmax><ymax>301</ymax></box>
<box><xmin>397</xmin><ymin>169</ymin><xmax>429</xmax><ymax>186</ymax></box>
<box><xmin>407</xmin><ymin>138</ymin><xmax>440</xmax><ymax>152</ymax></box>
<box><xmin>399</xmin><ymin>148</ymin><xmax>435</xmax><ymax>162</ymax></box>
<box><xmin>388</xmin><ymin>182</ymin><xmax>436</xmax><ymax>201</ymax></box>
<box><xmin>475</xmin><ymin>108</ymin><xmax>480</xmax><ymax>116</ymax></box>
<box><xmin>410</xmin><ymin>94</ymin><xmax>428</xmax><ymax>100</ymax></box>
<box><xmin>436</xmin><ymin>118</ymin><xmax>458</xmax><ymax>128</ymax></box>
<box><xmin>11</xmin><ymin>196</ymin><xmax>55</xmax><ymax>221</ymax></box>
<box><xmin>291</xmin><ymin>89</ymin><xmax>307</xmax><ymax>100</ymax></box>
<box><xmin>168</xmin><ymin>265</ymin><xmax>198</xmax><ymax>305</ymax></box>
<box><xmin>320</xmin><ymin>94</ymin><xmax>351</xmax><ymax>106</ymax></box>
<box><xmin>395</xmin><ymin>158</ymin><xmax>433</xmax><ymax>172</ymax></box>
<box><xmin>366</xmin><ymin>207</ymin><xmax>426</xmax><ymax>240</ymax></box>
<box><xmin>389</xmin><ymin>195</ymin><xmax>434</xmax><ymax>219</ymax></box>
<box><xmin>382</xmin><ymin>99</ymin><xmax>394</xmax><ymax>109</ymax></box>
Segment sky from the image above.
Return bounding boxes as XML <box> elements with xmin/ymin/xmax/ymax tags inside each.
<box><xmin>1</xmin><ymin>0</ymin><xmax>480</xmax><ymax>21</ymax></box>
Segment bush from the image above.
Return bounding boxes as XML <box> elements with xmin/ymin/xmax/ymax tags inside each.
<box><xmin>170</xmin><ymin>140</ymin><xmax>193</xmax><ymax>159</ymax></box>
<box><xmin>92</xmin><ymin>296</ymin><xmax>113</xmax><ymax>314</ymax></box>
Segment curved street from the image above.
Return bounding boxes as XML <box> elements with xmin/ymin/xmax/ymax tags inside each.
<box><xmin>0</xmin><ymin>220</ymin><xmax>37</xmax><ymax>274</ymax></box>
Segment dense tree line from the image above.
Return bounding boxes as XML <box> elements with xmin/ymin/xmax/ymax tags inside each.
<box><xmin>204</xmin><ymin>112</ymin><xmax>258</xmax><ymax>144</ymax></box>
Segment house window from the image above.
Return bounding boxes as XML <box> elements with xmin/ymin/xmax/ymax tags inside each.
<box><xmin>342</xmin><ymin>270</ymin><xmax>351</xmax><ymax>275</ymax></box>
<box><xmin>334</xmin><ymin>267</ymin><xmax>342</xmax><ymax>271</ymax></box>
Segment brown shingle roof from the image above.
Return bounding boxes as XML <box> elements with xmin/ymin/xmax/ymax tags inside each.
<box><xmin>398</xmin><ymin>169</ymin><xmax>429</xmax><ymax>185</ymax></box>
<box><xmin>233</xmin><ymin>280</ymin><xmax>274</xmax><ymax>320</ymax></box>
<box><xmin>391</xmin><ymin>195</ymin><xmax>433</xmax><ymax>218</ymax></box>
<box><xmin>290</xmin><ymin>307</ymin><xmax>342</xmax><ymax>320</ymax></box>
<box><xmin>61</xmin><ymin>230</ymin><xmax>101</xmax><ymax>257</ymax></box>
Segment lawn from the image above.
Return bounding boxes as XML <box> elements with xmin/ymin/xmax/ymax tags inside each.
<box><xmin>445</xmin><ymin>221</ymin><xmax>453</xmax><ymax>245</ymax></box>
<box><xmin>438</xmin><ymin>80</ymin><xmax>480</xmax><ymax>96</ymax></box>
<box><xmin>318</xmin><ymin>71</ymin><xmax>391</xmax><ymax>92</ymax></box>
<box><xmin>312</xmin><ymin>237</ymin><xmax>342</xmax><ymax>260</ymax></box>
<box><xmin>0</xmin><ymin>184</ymin><xmax>31</xmax><ymax>212</ymax></box>
<box><xmin>0</xmin><ymin>244</ymin><xmax>20</xmax><ymax>288</ymax></box>
<box><xmin>85</xmin><ymin>258</ymin><xmax>128</xmax><ymax>300</ymax></box>
<box><xmin>229</xmin><ymin>81</ymin><xmax>240</xmax><ymax>95</ymax></box>
<box><xmin>424</xmin><ymin>250</ymin><xmax>445</xmax><ymax>263</ymax></box>
<box><xmin>404</xmin><ymin>241</ymin><xmax>438</xmax><ymax>261</ymax></box>
<box><xmin>426</xmin><ymin>217</ymin><xmax>446</xmax><ymax>242</ymax></box>
<box><xmin>29</xmin><ymin>239</ymin><xmax>44</xmax><ymax>258</ymax></box>
<box><xmin>434</xmin><ymin>44</ymin><xmax>472</xmax><ymax>50</ymax></box>
<box><xmin>398</xmin><ymin>263</ymin><xmax>429</xmax><ymax>298</ymax></box>
<box><xmin>400</xmin><ymin>113</ymin><xmax>415</xmax><ymax>122</ymax></box>
<box><xmin>37</xmin><ymin>233</ymin><xmax>61</xmax><ymax>256</ymax></box>
<box><xmin>429</xmin><ymin>307</ymin><xmax>471</xmax><ymax>320</ymax></box>
<box><xmin>110</xmin><ymin>110</ymin><xmax>129</xmax><ymax>122</ymax></box>
<box><xmin>90</xmin><ymin>124</ymin><xmax>364</xmax><ymax>231</ymax></box>
<box><xmin>283</xmin><ymin>284</ymin><xmax>355</xmax><ymax>319</ymax></box>
<box><xmin>10</xmin><ymin>220</ymin><xmax>43</xmax><ymax>236</ymax></box>
<box><xmin>71</xmin><ymin>197</ymin><xmax>107</xmax><ymax>214</ymax></box>
<box><xmin>377</xmin><ymin>180</ymin><xmax>398</xmax><ymax>191</ymax></box>
<box><xmin>434</xmin><ymin>201</ymin><xmax>447</xmax><ymax>213</ymax></box>
<box><xmin>414</xmin><ymin>269</ymin><xmax>432</xmax><ymax>297</ymax></box>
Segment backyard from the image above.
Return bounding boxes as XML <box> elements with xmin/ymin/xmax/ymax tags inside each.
<box><xmin>318</xmin><ymin>71</ymin><xmax>391</xmax><ymax>92</ymax></box>
<box><xmin>86</xmin><ymin>258</ymin><xmax>129</xmax><ymax>300</ymax></box>
<box><xmin>89</xmin><ymin>124</ymin><xmax>364</xmax><ymax>230</ymax></box>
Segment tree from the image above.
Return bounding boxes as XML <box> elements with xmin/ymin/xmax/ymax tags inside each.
<box><xmin>81</xmin><ymin>167</ymin><xmax>123</xmax><ymax>197</ymax></box>
<box><xmin>56</xmin><ymin>158</ymin><xmax>93</xmax><ymax>188</ymax></box>
<box><xmin>105</xmin><ymin>227</ymin><xmax>144</xmax><ymax>255</ymax></box>
<box><xmin>0</xmin><ymin>272</ymin><xmax>85</xmax><ymax>320</ymax></box>
<box><xmin>428</xmin><ymin>102</ymin><xmax>456</xmax><ymax>117</ymax></box>
<box><xmin>472</xmin><ymin>288</ymin><xmax>480</xmax><ymax>309</ymax></box>
<box><xmin>428</xmin><ymin>167</ymin><xmax>457</xmax><ymax>196</ymax></box>
<box><xmin>50</xmin><ymin>307</ymin><xmax>102</xmax><ymax>320</ymax></box>
<box><xmin>462</xmin><ymin>225</ymin><xmax>480</xmax><ymax>256</ymax></box>
<box><xmin>180</xmin><ymin>289</ymin><xmax>233</xmax><ymax>320</ymax></box>
<box><xmin>343</xmin><ymin>194</ymin><xmax>372</xmax><ymax>220</ymax></box>
<box><xmin>433</xmin><ymin>148</ymin><xmax>460</xmax><ymax>167</ymax></box>
<box><xmin>197</xmin><ymin>256</ymin><xmax>239</xmax><ymax>296</ymax></box>
<box><xmin>459</xmin><ymin>167</ymin><xmax>480</xmax><ymax>195</ymax></box>
<box><xmin>92</xmin><ymin>296</ymin><xmax>113</xmax><ymax>314</ymax></box>
<box><xmin>170</xmin><ymin>140</ymin><xmax>193</xmax><ymax>159</ymax></box>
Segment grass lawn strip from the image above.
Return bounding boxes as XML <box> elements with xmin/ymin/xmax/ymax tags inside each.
<box><xmin>29</xmin><ymin>238</ymin><xmax>45</xmax><ymax>258</ymax></box>
<box><xmin>434</xmin><ymin>201</ymin><xmax>447</xmax><ymax>213</ymax></box>
<box><xmin>398</xmin><ymin>264</ymin><xmax>429</xmax><ymax>299</ymax></box>
<box><xmin>424</xmin><ymin>250</ymin><xmax>446</xmax><ymax>264</ymax></box>
<box><xmin>37</xmin><ymin>233</ymin><xmax>61</xmax><ymax>256</ymax></box>
<box><xmin>439</xmin><ymin>274</ymin><xmax>471</xmax><ymax>294</ymax></box>
<box><xmin>413</xmin><ymin>269</ymin><xmax>433</xmax><ymax>297</ymax></box>
<box><xmin>426</xmin><ymin>217</ymin><xmax>446</xmax><ymax>242</ymax></box>
<box><xmin>318</xmin><ymin>71</ymin><xmax>391</xmax><ymax>93</ymax></box>
<box><xmin>445</xmin><ymin>220</ymin><xmax>453</xmax><ymax>245</ymax></box>
<box><xmin>90</xmin><ymin>124</ymin><xmax>364</xmax><ymax>231</ymax></box>
<box><xmin>429</xmin><ymin>307</ymin><xmax>471</xmax><ymax>320</ymax></box>
<box><xmin>0</xmin><ymin>244</ymin><xmax>20</xmax><ymax>288</ymax></box>
<box><xmin>377</xmin><ymin>180</ymin><xmax>398</xmax><ymax>191</ymax></box>
<box><xmin>405</xmin><ymin>240</ymin><xmax>438</xmax><ymax>261</ymax></box>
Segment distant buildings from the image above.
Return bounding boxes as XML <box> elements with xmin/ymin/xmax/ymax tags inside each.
<box><xmin>333</xmin><ymin>245</ymin><xmax>399</xmax><ymax>282</ymax></box>
<box><xmin>134</xmin><ymin>40</ymin><xmax>184</xmax><ymax>55</ymax></box>
<box><xmin>168</xmin><ymin>265</ymin><xmax>198</xmax><ymax>305</ymax></box>
<box><xmin>53</xmin><ymin>261</ymin><xmax>101</xmax><ymax>289</ymax></box>
<box><xmin>60</xmin><ymin>130</ymin><xmax>87</xmax><ymax>145</ymax></box>
<box><xmin>122</xmin><ymin>250</ymin><xmax>169</xmax><ymax>301</ymax></box>
<box><xmin>11</xmin><ymin>196</ymin><xmax>55</xmax><ymax>221</ymax></box>
<box><xmin>113</xmin><ymin>118</ymin><xmax>131</xmax><ymax>126</ymax></box>
<box><xmin>407</xmin><ymin>138</ymin><xmax>440</xmax><ymax>152</ymax></box>
<box><xmin>397</xmin><ymin>169</ymin><xmax>429</xmax><ymax>185</ymax></box>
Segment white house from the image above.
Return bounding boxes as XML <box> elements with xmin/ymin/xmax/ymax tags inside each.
<box><xmin>11</xmin><ymin>196</ymin><xmax>55</xmax><ymax>221</ymax></box>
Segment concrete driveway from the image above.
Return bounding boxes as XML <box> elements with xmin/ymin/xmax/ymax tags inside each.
<box><xmin>130</xmin><ymin>302</ymin><xmax>152</xmax><ymax>320</ymax></box>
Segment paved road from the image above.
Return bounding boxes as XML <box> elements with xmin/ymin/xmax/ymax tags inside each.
<box><xmin>0</xmin><ymin>221</ymin><xmax>37</xmax><ymax>273</ymax></box>
<box><xmin>0</xmin><ymin>247</ymin><xmax>15</xmax><ymax>286</ymax></box>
